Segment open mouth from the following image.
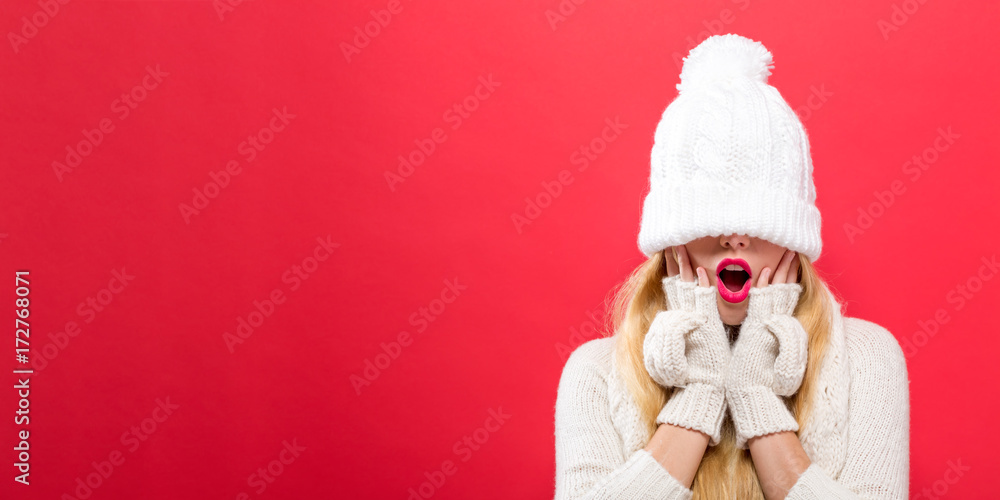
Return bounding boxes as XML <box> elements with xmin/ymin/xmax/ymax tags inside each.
<box><xmin>716</xmin><ymin>258</ymin><xmax>752</xmax><ymax>303</ymax></box>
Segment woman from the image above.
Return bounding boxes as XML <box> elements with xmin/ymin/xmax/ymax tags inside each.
<box><xmin>553</xmin><ymin>34</ymin><xmax>909</xmax><ymax>499</ymax></box>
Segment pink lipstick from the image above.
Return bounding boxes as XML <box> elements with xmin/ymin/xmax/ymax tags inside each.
<box><xmin>716</xmin><ymin>257</ymin><xmax>752</xmax><ymax>304</ymax></box>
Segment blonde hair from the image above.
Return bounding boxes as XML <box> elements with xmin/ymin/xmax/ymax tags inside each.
<box><xmin>609</xmin><ymin>250</ymin><xmax>837</xmax><ymax>499</ymax></box>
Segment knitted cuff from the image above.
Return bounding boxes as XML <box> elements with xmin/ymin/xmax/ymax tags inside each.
<box><xmin>726</xmin><ymin>386</ymin><xmax>799</xmax><ymax>449</ymax></box>
<box><xmin>663</xmin><ymin>275</ymin><xmax>719</xmax><ymax>318</ymax></box>
<box><xmin>745</xmin><ymin>283</ymin><xmax>802</xmax><ymax>322</ymax></box>
<box><xmin>656</xmin><ymin>382</ymin><xmax>727</xmax><ymax>446</ymax></box>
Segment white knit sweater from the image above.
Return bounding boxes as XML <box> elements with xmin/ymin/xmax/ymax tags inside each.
<box><xmin>553</xmin><ymin>315</ymin><xmax>909</xmax><ymax>499</ymax></box>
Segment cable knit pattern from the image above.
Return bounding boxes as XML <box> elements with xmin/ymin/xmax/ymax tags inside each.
<box><xmin>637</xmin><ymin>34</ymin><xmax>823</xmax><ymax>262</ymax></box>
<box><xmin>643</xmin><ymin>275</ymin><xmax>730</xmax><ymax>445</ymax></box>
<box><xmin>787</xmin><ymin>321</ymin><xmax>911</xmax><ymax>498</ymax></box>
<box><xmin>553</xmin><ymin>307</ymin><xmax>909</xmax><ymax>498</ymax></box>
<box><xmin>726</xmin><ymin>282</ymin><xmax>809</xmax><ymax>449</ymax></box>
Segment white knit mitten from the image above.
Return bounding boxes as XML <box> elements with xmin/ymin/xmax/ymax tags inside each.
<box><xmin>643</xmin><ymin>275</ymin><xmax>730</xmax><ymax>446</ymax></box>
<box><xmin>725</xmin><ymin>282</ymin><xmax>808</xmax><ymax>449</ymax></box>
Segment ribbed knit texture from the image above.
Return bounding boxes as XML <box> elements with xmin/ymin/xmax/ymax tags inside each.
<box><xmin>553</xmin><ymin>310</ymin><xmax>909</xmax><ymax>498</ymax></box>
<box><xmin>644</xmin><ymin>275</ymin><xmax>730</xmax><ymax>445</ymax></box>
<box><xmin>636</xmin><ymin>34</ymin><xmax>823</xmax><ymax>262</ymax></box>
<box><xmin>726</xmin><ymin>282</ymin><xmax>809</xmax><ymax>449</ymax></box>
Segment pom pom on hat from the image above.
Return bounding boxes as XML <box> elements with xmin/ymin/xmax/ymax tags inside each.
<box><xmin>676</xmin><ymin>34</ymin><xmax>774</xmax><ymax>94</ymax></box>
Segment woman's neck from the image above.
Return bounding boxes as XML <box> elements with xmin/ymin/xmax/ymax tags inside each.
<box><xmin>725</xmin><ymin>323</ymin><xmax>741</xmax><ymax>345</ymax></box>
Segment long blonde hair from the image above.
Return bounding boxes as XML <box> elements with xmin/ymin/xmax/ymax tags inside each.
<box><xmin>609</xmin><ymin>250</ymin><xmax>837</xmax><ymax>499</ymax></box>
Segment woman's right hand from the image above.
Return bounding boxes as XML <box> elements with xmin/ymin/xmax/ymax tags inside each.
<box><xmin>643</xmin><ymin>245</ymin><xmax>732</xmax><ymax>446</ymax></box>
<box><xmin>665</xmin><ymin>244</ymin><xmax>710</xmax><ymax>287</ymax></box>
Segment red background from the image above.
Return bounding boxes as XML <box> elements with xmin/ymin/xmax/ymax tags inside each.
<box><xmin>2</xmin><ymin>0</ymin><xmax>999</xmax><ymax>498</ymax></box>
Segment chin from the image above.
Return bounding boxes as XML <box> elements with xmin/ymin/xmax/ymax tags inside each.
<box><xmin>719</xmin><ymin>298</ymin><xmax>748</xmax><ymax>326</ymax></box>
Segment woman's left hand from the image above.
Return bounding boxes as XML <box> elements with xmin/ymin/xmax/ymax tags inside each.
<box><xmin>725</xmin><ymin>249</ymin><xmax>807</xmax><ymax>449</ymax></box>
<box><xmin>755</xmin><ymin>249</ymin><xmax>800</xmax><ymax>287</ymax></box>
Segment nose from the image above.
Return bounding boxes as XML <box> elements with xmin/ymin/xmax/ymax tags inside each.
<box><xmin>720</xmin><ymin>233</ymin><xmax>749</xmax><ymax>251</ymax></box>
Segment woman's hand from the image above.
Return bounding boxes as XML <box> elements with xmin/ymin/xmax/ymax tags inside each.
<box><xmin>725</xmin><ymin>249</ymin><xmax>808</xmax><ymax>449</ymax></box>
<box><xmin>754</xmin><ymin>249</ymin><xmax>801</xmax><ymax>287</ymax></box>
<box><xmin>666</xmin><ymin>244</ymin><xmax>712</xmax><ymax>287</ymax></box>
<box><xmin>643</xmin><ymin>245</ymin><xmax>731</xmax><ymax>446</ymax></box>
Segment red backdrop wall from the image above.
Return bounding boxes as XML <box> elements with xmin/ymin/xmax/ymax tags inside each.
<box><xmin>2</xmin><ymin>0</ymin><xmax>998</xmax><ymax>498</ymax></box>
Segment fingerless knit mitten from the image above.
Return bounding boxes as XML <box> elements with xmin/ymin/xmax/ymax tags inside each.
<box><xmin>725</xmin><ymin>282</ymin><xmax>808</xmax><ymax>449</ymax></box>
<box><xmin>643</xmin><ymin>275</ymin><xmax>731</xmax><ymax>446</ymax></box>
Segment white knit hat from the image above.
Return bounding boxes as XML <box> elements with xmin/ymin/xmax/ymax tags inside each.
<box><xmin>637</xmin><ymin>33</ymin><xmax>823</xmax><ymax>262</ymax></box>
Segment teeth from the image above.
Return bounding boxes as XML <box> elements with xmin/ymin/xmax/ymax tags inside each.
<box><xmin>724</xmin><ymin>264</ymin><xmax>746</xmax><ymax>272</ymax></box>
